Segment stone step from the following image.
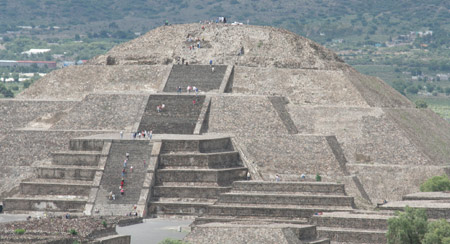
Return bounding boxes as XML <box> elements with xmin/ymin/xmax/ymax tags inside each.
<box><xmin>155</xmin><ymin>167</ymin><xmax>247</xmax><ymax>186</ymax></box>
<box><xmin>158</xmin><ymin>182</ymin><xmax>221</xmax><ymax>187</ymax></box>
<box><xmin>159</xmin><ymin>151</ymin><xmax>241</xmax><ymax>169</ymax></box>
<box><xmin>149</xmin><ymin>200</ymin><xmax>214</xmax><ymax>216</ymax></box>
<box><xmin>192</xmin><ymin>215</ymin><xmax>309</xmax><ymax>226</ymax></box>
<box><xmin>69</xmin><ymin>138</ymin><xmax>104</xmax><ymax>151</ymax></box>
<box><xmin>160</xmin><ymin>137</ymin><xmax>233</xmax><ymax>153</ymax></box>
<box><xmin>3</xmin><ymin>195</ymin><xmax>88</xmax><ymax>213</ymax></box>
<box><xmin>217</xmin><ymin>192</ymin><xmax>354</xmax><ymax>207</ymax></box>
<box><xmin>303</xmin><ymin>239</ymin><xmax>330</xmax><ymax>244</ymax></box>
<box><xmin>231</xmin><ymin>181</ymin><xmax>346</xmax><ymax>195</ymax></box>
<box><xmin>378</xmin><ymin>200</ymin><xmax>450</xmax><ymax>219</ymax></box>
<box><xmin>316</xmin><ymin>227</ymin><xmax>387</xmax><ymax>244</ymax></box>
<box><xmin>309</xmin><ymin>212</ymin><xmax>389</xmax><ymax>230</ymax></box>
<box><xmin>402</xmin><ymin>192</ymin><xmax>450</xmax><ymax>201</ymax></box>
<box><xmin>205</xmin><ymin>204</ymin><xmax>353</xmax><ymax>219</ymax></box>
<box><xmin>52</xmin><ymin>151</ymin><xmax>102</xmax><ymax>166</ymax></box>
<box><xmin>20</xmin><ymin>179</ymin><xmax>92</xmax><ymax>196</ymax></box>
<box><xmin>153</xmin><ymin>186</ymin><xmax>231</xmax><ymax>199</ymax></box>
<box><xmin>36</xmin><ymin>165</ymin><xmax>98</xmax><ymax>181</ymax></box>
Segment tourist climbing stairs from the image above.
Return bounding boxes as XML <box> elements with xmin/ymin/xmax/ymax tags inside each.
<box><xmin>138</xmin><ymin>94</ymin><xmax>205</xmax><ymax>134</ymax></box>
<box><xmin>163</xmin><ymin>64</ymin><xmax>228</xmax><ymax>93</ymax></box>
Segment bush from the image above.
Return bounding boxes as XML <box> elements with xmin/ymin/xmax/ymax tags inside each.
<box><xmin>406</xmin><ymin>85</ymin><xmax>419</xmax><ymax>94</ymax></box>
<box><xmin>69</xmin><ymin>229</ymin><xmax>78</xmax><ymax>235</ymax></box>
<box><xmin>102</xmin><ymin>220</ymin><xmax>107</xmax><ymax>227</ymax></box>
<box><xmin>11</xmin><ymin>85</ymin><xmax>18</xmax><ymax>91</ymax></box>
<box><xmin>14</xmin><ymin>229</ymin><xmax>26</xmax><ymax>235</ymax></box>
<box><xmin>423</xmin><ymin>219</ymin><xmax>450</xmax><ymax>244</ymax></box>
<box><xmin>415</xmin><ymin>99</ymin><xmax>428</xmax><ymax>108</ymax></box>
<box><xmin>315</xmin><ymin>174</ymin><xmax>322</xmax><ymax>182</ymax></box>
<box><xmin>158</xmin><ymin>238</ymin><xmax>188</xmax><ymax>244</ymax></box>
<box><xmin>420</xmin><ymin>175</ymin><xmax>450</xmax><ymax>192</ymax></box>
<box><xmin>387</xmin><ymin>206</ymin><xmax>428</xmax><ymax>244</ymax></box>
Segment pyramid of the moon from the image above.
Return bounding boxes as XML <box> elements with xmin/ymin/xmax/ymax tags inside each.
<box><xmin>1</xmin><ymin>23</ymin><xmax>449</xmax><ymax>209</ymax></box>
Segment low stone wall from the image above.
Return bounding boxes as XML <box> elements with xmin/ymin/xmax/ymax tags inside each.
<box><xmin>231</xmin><ymin>181</ymin><xmax>345</xmax><ymax>195</ymax></box>
<box><xmin>317</xmin><ymin>227</ymin><xmax>386</xmax><ymax>244</ymax></box>
<box><xmin>21</xmin><ymin>182</ymin><xmax>91</xmax><ymax>196</ymax></box>
<box><xmin>159</xmin><ymin>151</ymin><xmax>241</xmax><ymax>169</ymax></box>
<box><xmin>156</xmin><ymin>168</ymin><xmax>247</xmax><ymax>186</ymax></box>
<box><xmin>52</xmin><ymin>152</ymin><xmax>102</xmax><ymax>166</ymax></box>
<box><xmin>70</xmin><ymin>139</ymin><xmax>105</xmax><ymax>151</ymax></box>
<box><xmin>310</xmin><ymin>214</ymin><xmax>388</xmax><ymax>230</ymax></box>
<box><xmin>4</xmin><ymin>197</ymin><xmax>86</xmax><ymax>212</ymax></box>
<box><xmin>160</xmin><ymin>137</ymin><xmax>233</xmax><ymax>153</ymax></box>
<box><xmin>37</xmin><ymin>166</ymin><xmax>98</xmax><ymax>181</ymax></box>
<box><xmin>218</xmin><ymin>194</ymin><xmax>354</xmax><ymax>207</ymax></box>
<box><xmin>153</xmin><ymin>186</ymin><xmax>231</xmax><ymax>199</ymax></box>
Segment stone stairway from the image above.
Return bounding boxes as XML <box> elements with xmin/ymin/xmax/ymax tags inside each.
<box><xmin>194</xmin><ymin>181</ymin><xmax>355</xmax><ymax>225</ymax></box>
<box><xmin>310</xmin><ymin>211</ymin><xmax>391</xmax><ymax>244</ymax></box>
<box><xmin>3</xmin><ymin>139</ymin><xmax>106</xmax><ymax>214</ymax></box>
<box><xmin>163</xmin><ymin>64</ymin><xmax>227</xmax><ymax>92</ymax></box>
<box><xmin>93</xmin><ymin>140</ymin><xmax>152</xmax><ymax>216</ymax></box>
<box><xmin>137</xmin><ymin>94</ymin><xmax>205</xmax><ymax>134</ymax></box>
<box><xmin>149</xmin><ymin>137</ymin><xmax>247</xmax><ymax>217</ymax></box>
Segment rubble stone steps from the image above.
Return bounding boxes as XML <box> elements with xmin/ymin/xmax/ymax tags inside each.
<box><xmin>159</xmin><ymin>151</ymin><xmax>241</xmax><ymax>169</ymax></box>
<box><xmin>97</xmin><ymin>140</ymin><xmax>152</xmax><ymax>205</ymax></box>
<box><xmin>217</xmin><ymin>193</ymin><xmax>354</xmax><ymax>207</ymax></box>
<box><xmin>163</xmin><ymin>64</ymin><xmax>227</xmax><ymax>92</ymax></box>
<box><xmin>158</xmin><ymin>182</ymin><xmax>221</xmax><ymax>187</ymax></box>
<box><xmin>155</xmin><ymin>167</ymin><xmax>247</xmax><ymax>186</ymax></box>
<box><xmin>20</xmin><ymin>179</ymin><xmax>92</xmax><ymax>196</ymax></box>
<box><xmin>309</xmin><ymin>213</ymin><xmax>389</xmax><ymax>230</ymax></box>
<box><xmin>149</xmin><ymin>200</ymin><xmax>214</xmax><ymax>216</ymax></box>
<box><xmin>153</xmin><ymin>186</ymin><xmax>231</xmax><ymax>199</ymax></box>
<box><xmin>231</xmin><ymin>181</ymin><xmax>346</xmax><ymax>195</ymax></box>
<box><xmin>316</xmin><ymin>227</ymin><xmax>387</xmax><ymax>244</ymax></box>
<box><xmin>36</xmin><ymin>165</ymin><xmax>98</xmax><ymax>181</ymax></box>
<box><xmin>205</xmin><ymin>204</ymin><xmax>353</xmax><ymax>218</ymax></box>
<box><xmin>160</xmin><ymin>137</ymin><xmax>233</xmax><ymax>153</ymax></box>
<box><xmin>51</xmin><ymin>151</ymin><xmax>102</xmax><ymax>166</ymax></box>
<box><xmin>193</xmin><ymin>215</ymin><xmax>309</xmax><ymax>226</ymax></box>
<box><xmin>3</xmin><ymin>195</ymin><xmax>88</xmax><ymax>213</ymax></box>
<box><xmin>378</xmin><ymin>200</ymin><xmax>450</xmax><ymax>219</ymax></box>
<box><xmin>137</xmin><ymin>94</ymin><xmax>205</xmax><ymax>134</ymax></box>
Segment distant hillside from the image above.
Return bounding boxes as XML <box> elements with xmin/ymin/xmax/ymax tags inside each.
<box><xmin>1</xmin><ymin>0</ymin><xmax>449</xmax><ymax>42</ymax></box>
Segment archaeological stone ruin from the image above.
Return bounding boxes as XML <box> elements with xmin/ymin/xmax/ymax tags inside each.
<box><xmin>0</xmin><ymin>23</ymin><xmax>449</xmax><ymax>243</ymax></box>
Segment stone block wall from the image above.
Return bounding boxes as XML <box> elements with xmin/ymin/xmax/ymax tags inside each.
<box><xmin>52</xmin><ymin>94</ymin><xmax>149</xmax><ymax>131</ymax></box>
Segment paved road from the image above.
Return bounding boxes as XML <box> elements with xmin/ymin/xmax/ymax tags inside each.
<box><xmin>117</xmin><ymin>218</ymin><xmax>193</xmax><ymax>244</ymax></box>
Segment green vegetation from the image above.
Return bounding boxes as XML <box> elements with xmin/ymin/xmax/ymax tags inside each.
<box><xmin>158</xmin><ymin>238</ymin><xmax>189</xmax><ymax>244</ymax></box>
<box><xmin>423</xmin><ymin>219</ymin><xmax>450</xmax><ymax>244</ymax></box>
<box><xmin>415</xmin><ymin>99</ymin><xmax>428</xmax><ymax>109</ymax></box>
<box><xmin>387</xmin><ymin>207</ymin><xmax>450</xmax><ymax>244</ymax></box>
<box><xmin>102</xmin><ymin>220</ymin><xmax>107</xmax><ymax>227</ymax></box>
<box><xmin>387</xmin><ymin>207</ymin><xmax>428</xmax><ymax>244</ymax></box>
<box><xmin>420</xmin><ymin>175</ymin><xmax>450</xmax><ymax>192</ymax></box>
<box><xmin>69</xmin><ymin>229</ymin><xmax>78</xmax><ymax>235</ymax></box>
<box><xmin>14</xmin><ymin>229</ymin><xmax>26</xmax><ymax>235</ymax></box>
<box><xmin>315</xmin><ymin>174</ymin><xmax>322</xmax><ymax>182</ymax></box>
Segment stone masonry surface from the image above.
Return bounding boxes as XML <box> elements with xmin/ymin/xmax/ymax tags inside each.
<box><xmin>51</xmin><ymin>93</ymin><xmax>148</xmax><ymax>131</ymax></box>
<box><xmin>163</xmin><ymin>64</ymin><xmax>227</xmax><ymax>92</ymax></box>
<box><xmin>19</xmin><ymin>65</ymin><xmax>170</xmax><ymax>100</ymax></box>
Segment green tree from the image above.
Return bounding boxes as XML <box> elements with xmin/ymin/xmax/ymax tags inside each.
<box><xmin>386</xmin><ymin>206</ymin><xmax>428</xmax><ymax>244</ymax></box>
<box><xmin>415</xmin><ymin>100</ymin><xmax>428</xmax><ymax>109</ymax></box>
<box><xmin>423</xmin><ymin>219</ymin><xmax>450</xmax><ymax>244</ymax></box>
<box><xmin>406</xmin><ymin>86</ymin><xmax>419</xmax><ymax>94</ymax></box>
<box><xmin>420</xmin><ymin>175</ymin><xmax>450</xmax><ymax>192</ymax></box>
<box><xmin>445</xmin><ymin>87</ymin><xmax>450</xmax><ymax>96</ymax></box>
